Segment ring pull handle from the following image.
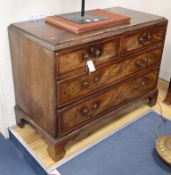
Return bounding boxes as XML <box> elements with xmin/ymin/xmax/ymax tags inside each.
<box><xmin>147</xmin><ymin>34</ymin><xmax>152</xmax><ymax>41</ymax></box>
<box><xmin>95</xmin><ymin>49</ymin><xmax>101</xmax><ymax>58</ymax></box>
<box><xmin>90</xmin><ymin>47</ymin><xmax>102</xmax><ymax>59</ymax></box>
<box><xmin>92</xmin><ymin>102</ymin><xmax>99</xmax><ymax>110</ymax></box>
<box><xmin>93</xmin><ymin>76</ymin><xmax>100</xmax><ymax>85</ymax></box>
<box><xmin>133</xmin><ymin>84</ymin><xmax>139</xmax><ymax>90</ymax></box>
<box><xmin>136</xmin><ymin>56</ymin><xmax>148</xmax><ymax>67</ymax></box>
<box><xmin>141</xmin><ymin>81</ymin><xmax>145</xmax><ymax>86</ymax></box>
<box><xmin>81</xmin><ymin>107</ymin><xmax>89</xmax><ymax>116</ymax></box>
<box><xmin>82</xmin><ymin>80</ymin><xmax>89</xmax><ymax>88</ymax></box>
<box><xmin>139</xmin><ymin>33</ymin><xmax>152</xmax><ymax>45</ymax></box>
<box><xmin>90</xmin><ymin>47</ymin><xmax>95</xmax><ymax>53</ymax></box>
<box><xmin>133</xmin><ymin>80</ymin><xmax>146</xmax><ymax>90</ymax></box>
<box><xmin>83</xmin><ymin>52</ymin><xmax>89</xmax><ymax>61</ymax></box>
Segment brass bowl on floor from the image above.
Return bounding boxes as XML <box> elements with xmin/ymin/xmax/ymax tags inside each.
<box><xmin>156</xmin><ymin>136</ymin><xmax>171</xmax><ymax>165</ymax></box>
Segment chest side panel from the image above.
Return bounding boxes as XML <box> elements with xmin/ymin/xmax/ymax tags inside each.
<box><xmin>9</xmin><ymin>26</ymin><xmax>58</xmax><ymax>138</ymax></box>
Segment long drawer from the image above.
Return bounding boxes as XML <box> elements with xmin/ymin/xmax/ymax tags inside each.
<box><xmin>58</xmin><ymin>70</ymin><xmax>159</xmax><ymax>136</ymax></box>
<box><xmin>57</xmin><ymin>48</ymin><xmax>162</xmax><ymax>107</ymax></box>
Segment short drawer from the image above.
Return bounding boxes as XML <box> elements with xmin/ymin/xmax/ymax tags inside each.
<box><xmin>56</xmin><ymin>38</ymin><xmax>119</xmax><ymax>76</ymax></box>
<box><xmin>57</xmin><ymin>48</ymin><xmax>162</xmax><ymax>107</ymax></box>
<box><xmin>58</xmin><ymin>70</ymin><xmax>158</xmax><ymax>135</ymax></box>
<box><xmin>121</xmin><ymin>25</ymin><xmax>166</xmax><ymax>54</ymax></box>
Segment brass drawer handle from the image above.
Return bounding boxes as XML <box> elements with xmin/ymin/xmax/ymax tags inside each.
<box><xmin>92</xmin><ymin>102</ymin><xmax>99</xmax><ymax>110</ymax></box>
<box><xmin>81</xmin><ymin>107</ymin><xmax>89</xmax><ymax>115</ymax></box>
<box><xmin>83</xmin><ymin>52</ymin><xmax>89</xmax><ymax>61</ymax></box>
<box><xmin>133</xmin><ymin>84</ymin><xmax>139</xmax><ymax>90</ymax></box>
<box><xmin>139</xmin><ymin>34</ymin><xmax>152</xmax><ymax>45</ymax></box>
<box><xmin>136</xmin><ymin>57</ymin><xmax>148</xmax><ymax>67</ymax></box>
<box><xmin>141</xmin><ymin>81</ymin><xmax>145</xmax><ymax>86</ymax></box>
<box><xmin>83</xmin><ymin>48</ymin><xmax>101</xmax><ymax>62</ymax></box>
<box><xmin>81</xmin><ymin>103</ymin><xmax>99</xmax><ymax>116</ymax></box>
<box><xmin>147</xmin><ymin>34</ymin><xmax>152</xmax><ymax>41</ymax></box>
<box><xmin>95</xmin><ymin>49</ymin><xmax>101</xmax><ymax>58</ymax></box>
<box><xmin>90</xmin><ymin>47</ymin><xmax>102</xmax><ymax>59</ymax></box>
<box><xmin>133</xmin><ymin>81</ymin><xmax>146</xmax><ymax>90</ymax></box>
<box><xmin>94</xmin><ymin>76</ymin><xmax>100</xmax><ymax>84</ymax></box>
<box><xmin>82</xmin><ymin>80</ymin><xmax>89</xmax><ymax>88</ymax></box>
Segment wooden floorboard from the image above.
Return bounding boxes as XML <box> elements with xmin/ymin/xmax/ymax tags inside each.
<box><xmin>12</xmin><ymin>79</ymin><xmax>171</xmax><ymax>168</ymax></box>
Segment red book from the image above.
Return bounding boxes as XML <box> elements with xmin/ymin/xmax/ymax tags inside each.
<box><xmin>45</xmin><ymin>9</ymin><xmax>131</xmax><ymax>33</ymax></box>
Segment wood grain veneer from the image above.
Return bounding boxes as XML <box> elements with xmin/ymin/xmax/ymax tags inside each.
<box><xmin>58</xmin><ymin>48</ymin><xmax>162</xmax><ymax>107</ymax></box>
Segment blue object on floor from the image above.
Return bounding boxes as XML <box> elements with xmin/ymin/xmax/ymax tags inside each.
<box><xmin>0</xmin><ymin>133</ymin><xmax>37</xmax><ymax>175</ymax></box>
<box><xmin>57</xmin><ymin>111</ymin><xmax>171</xmax><ymax>175</ymax></box>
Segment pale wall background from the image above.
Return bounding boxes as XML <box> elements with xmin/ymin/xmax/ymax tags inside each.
<box><xmin>0</xmin><ymin>0</ymin><xmax>171</xmax><ymax>137</ymax></box>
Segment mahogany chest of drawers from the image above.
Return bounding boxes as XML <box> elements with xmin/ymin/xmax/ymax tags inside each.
<box><xmin>8</xmin><ymin>7</ymin><xmax>168</xmax><ymax>161</ymax></box>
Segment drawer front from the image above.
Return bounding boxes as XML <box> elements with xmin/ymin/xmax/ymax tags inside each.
<box><xmin>58</xmin><ymin>71</ymin><xmax>158</xmax><ymax>135</ymax></box>
<box><xmin>57</xmin><ymin>38</ymin><xmax>119</xmax><ymax>75</ymax></box>
<box><xmin>121</xmin><ymin>26</ymin><xmax>166</xmax><ymax>54</ymax></box>
<box><xmin>58</xmin><ymin>48</ymin><xmax>162</xmax><ymax>106</ymax></box>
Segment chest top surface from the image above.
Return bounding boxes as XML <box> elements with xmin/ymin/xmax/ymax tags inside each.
<box><xmin>9</xmin><ymin>7</ymin><xmax>167</xmax><ymax>50</ymax></box>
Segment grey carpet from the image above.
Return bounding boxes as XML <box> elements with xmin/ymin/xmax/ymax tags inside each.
<box><xmin>0</xmin><ymin>133</ymin><xmax>37</xmax><ymax>175</ymax></box>
<box><xmin>57</xmin><ymin>111</ymin><xmax>171</xmax><ymax>175</ymax></box>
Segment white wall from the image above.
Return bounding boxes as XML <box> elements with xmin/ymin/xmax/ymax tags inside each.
<box><xmin>0</xmin><ymin>0</ymin><xmax>170</xmax><ymax>137</ymax></box>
